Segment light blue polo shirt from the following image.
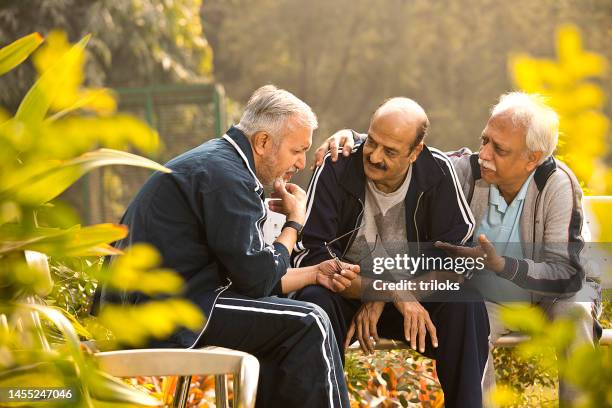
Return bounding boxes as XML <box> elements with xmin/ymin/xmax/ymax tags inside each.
<box><xmin>470</xmin><ymin>173</ymin><xmax>534</xmax><ymax>303</ymax></box>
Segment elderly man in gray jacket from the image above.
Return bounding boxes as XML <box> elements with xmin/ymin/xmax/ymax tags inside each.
<box><xmin>439</xmin><ymin>92</ymin><xmax>601</xmax><ymax>406</ymax></box>
<box><xmin>314</xmin><ymin>92</ymin><xmax>601</xmax><ymax>406</ymax></box>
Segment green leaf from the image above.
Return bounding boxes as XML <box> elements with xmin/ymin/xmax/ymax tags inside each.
<box><xmin>98</xmin><ymin>300</ymin><xmax>204</xmax><ymax>347</ymax></box>
<box><xmin>101</xmin><ymin>244</ymin><xmax>183</xmax><ymax>295</ymax></box>
<box><xmin>499</xmin><ymin>304</ymin><xmax>547</xmax><ymax>335</ymax></box>
<box><xmin>46</xmin><ymin>88</ymin><xmax>118</xmax><ymax>121</ymax></box>
<box><xmin>87</xmin><ymin>369</ymin><xmax>161</xmax><ymax>406</ymax></box>
<box><xmin>0</xmin><ymin>362</ymin><xmax>73</xmax><ymax>388</ymax></box>
<box><xmin>15</xmin><ymin>35</ymin><xmax>90</xmax><ymax>124</ymax></box>
<box><xmin>47</xmin><ymin>305</ymin><xmax>93</xmax><ymax>339</ymax></box>
<box><xmin>9</xmin><ymin>148</ymin><xmax>170</xmax><ymax>206</ymax></box>
<box><xmin>0</xmin><ymin>360</ymin><xmax>161</xmax><ymax>407</ymax></box>
<box><xmin>44</xmin><ymin>114</ymin><xmax>161</xmax><ymax>156</ymax></box>
<box><xmin>0</xmin><ymin>223</ymin><xmax>128</xmax><ymax>257</ymax></box>
<box><xmin>0</xmin><ymin>33</ymin><xmax>44</xmax><ymax>76</ymax></box>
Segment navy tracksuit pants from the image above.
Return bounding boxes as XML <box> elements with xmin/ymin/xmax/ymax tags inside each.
<box><xmin>198</xmin><ymin>291</ymin><xmax>350</xmax><ymax>408</ymax></box>
<box><xmin>295</xmin><ymin>285</ymin><xmax>490</xmax><ymax>408</ymax></box>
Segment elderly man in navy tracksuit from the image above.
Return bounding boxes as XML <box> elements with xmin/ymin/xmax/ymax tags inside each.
<box><xmin>94</xmin><ymin>85</ymin><xmax>360</xmax><ymax>408</ymax></box>
<box><xmin>293</xmin><ymin>98</ymin><xmax>490</xmax><ymax>408</ymax></box>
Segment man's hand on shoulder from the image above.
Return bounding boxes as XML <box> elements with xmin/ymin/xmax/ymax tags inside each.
<box><xmin>311</xmin><ymin>129</ymin><xmax>358</xmax><ymax>169</ymax></box>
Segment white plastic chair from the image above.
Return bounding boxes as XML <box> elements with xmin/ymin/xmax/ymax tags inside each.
<box><xmin>95</xmin><ymin>347</ymin><xmax>259</xmax><ymax>408</ymax></box>
<box><xmin>13</xmin><ymin>250</ymin><xmax>260</xmax><ymax>408</ymax></box>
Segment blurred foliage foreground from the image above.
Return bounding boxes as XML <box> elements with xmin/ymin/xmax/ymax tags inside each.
<box><xmin>0</xmin><ymin>31</ymin><xmax>204</xmax><ymax>406</ymax></box>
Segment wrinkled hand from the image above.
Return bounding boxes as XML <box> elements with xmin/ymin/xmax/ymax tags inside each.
<box><xmin>268</xmin><ymin>180</ymin><xmax>307</xmax><ymax>224</ymax></box>
<box><xmin>434</xmin><ymin>233</ymin><xmax>505</xmax><ymax>273</ymax></box>
<box><xmin>345</xmin><ymin>301</ymin><xmax>385</xmax><ymax>354</ymax></box>
<box><xmin>393</xmin><ymin>297</ymin><xmax>438</xmax><ymax>353</ymax></box>
<box><xmin>311</xmin><ymin>129</ymin><xmax>356</xmax><ymax>169</ymax></box>
<box><xmin>315</xmin><ymin>259</ymin><xmax>360</xmax><ymax>293</ymax></box>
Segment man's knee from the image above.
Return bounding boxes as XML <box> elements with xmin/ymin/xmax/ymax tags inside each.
<box><xmin>548</xmin><ymin>301</ymin><xmax>597</xmax><ymax>344</ymax></box>
<box><xmin>295</xmin><ymin>285</ymin><xmax>338</xmax><ymax>318</ymax></box>
<box><xmin>484</xmin><ymin>302</ymin><xmax>509</xmax><ymax>343</ymax></box>
<box><xmin>432</xmin><ymin>301</ymin><xmax>490</xmax><ymax>344</ymax></box>
<box><xmin>302</xmin><ymin>300</ymin><xmax>332</xmax><ymax>324</ymax></box>
<box><xmin>549</xmin><ymin>300</ymin><xmax>592</xmax><ymax>321</ymax></box>
<box><xmin>446</xmin><ymin>301</ymin><xmax>489</xmax><ymax>323</ymax></box>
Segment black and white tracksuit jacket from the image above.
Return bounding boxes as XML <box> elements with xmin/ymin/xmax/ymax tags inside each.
<box><xmin>292</xmin><ymin>140</ymin><xmax>476</xmax><ymax>271</ymax></box>
<box><xmin>94</xmin><ymin>126</ymin><xmax>351</xmax><ymax>407</ymax></box>
<box><xmin>95</xmin><ymin>126</ymin><xmax>291</xmax><ymax>346</ymax></box>
<box><xmin>291</xmin><ymin>138</ymin><xmax>491</xmax><ymax>408</ymax></box>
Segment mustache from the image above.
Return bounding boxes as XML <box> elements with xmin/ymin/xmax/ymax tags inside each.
<box><xmin>478</xmin><ymin>158</ymin><xmax>496</xmax><ymax>172</ymax></box>
<box><xmin>366</xmin><ymin>157</ymin><xmax>387</xmax><ymax>171</ymax></box>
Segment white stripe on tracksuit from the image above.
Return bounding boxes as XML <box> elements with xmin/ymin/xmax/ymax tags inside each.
<box><xmin>430</xmin><ymin>148</ymin><xmax>475</xmax><ymax>244</ymax></box>
<box><xmin>215</xmin><ymin>296</ymin><xmax>344</xmax><ymax>408</ymax></box>
<box><xmin>222</xmin><ymin>134</ymin><xmax>270</xmax><ymax>252</ymax></box>
<box><xmin>294</xmin><ymin>151</ymin><xmax>332</xmax><ymax>266</ymax></box>
<box><xmin>295</xmin><ymin>147</ymin><xmax>475</xmax><ymax>267</ymax></box>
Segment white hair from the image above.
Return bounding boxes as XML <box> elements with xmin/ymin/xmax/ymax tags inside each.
<box><xmin>236</xmin><ymin>85</ymin><xmax>318</xmax><ymax>145</ymax></box>
<box><xmin>491</xmin><ymin>92</ymin><xmax>559</xmax><ymax>164</ymax></box>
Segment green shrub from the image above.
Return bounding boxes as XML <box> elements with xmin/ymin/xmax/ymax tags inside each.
<box><xmin>0</xmin><ymin>31</ymin><xmax>204</xmax><ymax>406</ymax></box>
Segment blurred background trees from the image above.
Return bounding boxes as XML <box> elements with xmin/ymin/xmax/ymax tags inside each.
<box><xmin>201</xmin><ymin>0</ymin><xmax>611</xmax><ymax>180</ymax></box>
<box><xmin>2</xmin><ymin>0</ymin><xmax>610</xmax><ymax>192</ymax></box>
<box><xmin>0</xmin><ymin>0</ymin><xmax>213</xmax><ymax>112</ymax></box>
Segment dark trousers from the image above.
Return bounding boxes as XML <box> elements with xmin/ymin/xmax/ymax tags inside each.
<box><xmin>199</xmin><ymin>291</ymin><xmax>350</xmax><ymax>408</ymax></box>
<box><xmin>295</xmin><ymin>285</ymin><xmax>490</xmax><ymax>408</ymax></box>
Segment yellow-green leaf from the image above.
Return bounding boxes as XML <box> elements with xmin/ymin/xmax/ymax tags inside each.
<box><xmin>499</xmin><ymin>304</ymin><xmax>547</xmax><ymax>335</ymax></box>
<box><xmin>44</xmin><ymin>114</ymin><xmax>161</xmax><ymax>156</ymax></box>
<box><xmin>10</xmin><ymin>148</ymin><xmax>170</xmax><ymax>206</ymax></box>
<box><xmin>103</xmin><ymin>244</ymin><xmax>183</xmax><ymax>295</ymax></box>
<box><xmin>87</xmin><ymin>369</ymin><xmax>161</xmax><ymax>406</ymax></box>
<box><xmin>47</xmin><ymin>88</ymin><xmax>118</xmax><ymax>121</ymax></box>
<box><xmin>0</xmin><ymin>33</ymin><xmax>44</xmax><ymax>76</ymax></box>
<box><xmin>15</xmin><ymin>34</ymin><xmax>90</xmax><ymax>124</ymax></box>
<box><xmin>98</xmin><ymin>300</ymin><xmax>204</xmax><ymax>347</ymax></box>
<box><xmin>47</xmin><ymin>305</ymin><xmax>93</xmax><ymax>339</ymax></box>
<box><xmin>0</xmin><ymin>223</ymin><xmax>128</xmax><ymax>257</ymax></box>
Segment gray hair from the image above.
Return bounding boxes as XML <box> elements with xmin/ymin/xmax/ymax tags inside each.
<box><xmin>491</xmin><ymin>92</ymin><xmax>559</xmax><ymax>164</ymax></box>
<box><xmin>236</xmin><ymin>85</ymin><xmax>318</xmax><ymax>145</ymax></box>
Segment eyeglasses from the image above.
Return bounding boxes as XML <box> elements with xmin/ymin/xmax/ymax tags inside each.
<box><xmin>324</xmin><ymin>223</ymin><xmax>379</xmax><ymax>271</ymax></box>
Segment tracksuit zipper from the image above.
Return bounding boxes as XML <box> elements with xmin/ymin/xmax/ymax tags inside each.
<box><xmin>189</xmin><ymin>278</ymin><xmax>232</xmax><ymax>348</ymax></box>
<box><xmin>342</xmin><ymin>198</ymin><xmax>365</xmax><ymax>259</ymax></box>
<box><xmin>531</xmin><ymin>188</ymin><xmax>543</xmax><ymax>260</ymax></box>
<box><xmin>414</xmin><ymin>192</ymin><xmax>424</xmax><ymax>255</ymax></box>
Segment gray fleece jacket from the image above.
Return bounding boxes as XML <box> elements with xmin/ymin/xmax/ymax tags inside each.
<box><xmin>449</xmin><ymin>148</ymin><xmax>591</xmax><ymax>297</ymax></box>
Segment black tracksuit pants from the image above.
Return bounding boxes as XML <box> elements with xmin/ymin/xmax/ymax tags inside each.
<box><xmin>295</xmin><ymin>285</ymin><xmax>490</xmax><ymax>408</ymax></box>
<box><xmin>198</xmin><ymin>291</ymin><xmax>350</xmax><ymax>408</ymax></box>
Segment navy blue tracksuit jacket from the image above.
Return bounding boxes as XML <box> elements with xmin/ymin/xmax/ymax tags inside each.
<box><xmin>292</xmin><ymin>137</ymin><xmax>490</xmax><ymax>408</ymax></box>
<box><xmin>94</xmin><ymin>127</ymin><xmax>350</xmax><ymax>407</ymax></box>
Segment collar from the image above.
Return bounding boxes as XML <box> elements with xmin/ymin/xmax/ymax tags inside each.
<box><xmin>470</xmin><ymin>153</ymin><xmax>557</xmax><ymax>192</ymax></box>
<box><xmin>489</xmin><ymin>172</ymin><xmax>533</xmax><ymax>212</ymax></box>
<box><xmin>340</xmin><ymin>143</ymin><xmax>446</xmax><ymax>198</ymax></box>
<box><xmin>222</xmin><ymin>126</ymin><xmax>263</xmax><ymax>189</ymax></box>
<box><xmin>533</xmin><ymin>156</ymin><xmax>556</xmax><ymax>191</ymax></box>
<box><xmin>488</xmin><ymin>184</ymin><xmax>506</xmax><ymax>212</ymax></box>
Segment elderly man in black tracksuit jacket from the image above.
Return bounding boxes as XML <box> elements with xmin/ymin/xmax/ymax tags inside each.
<box><xmin>94</xmin><ymin>86</ymin><xmax>359</xmax><ymax>408</ymax></box>
<box><xmin>292</xmin><ymin>98</ymin><xmax>489</xmax><ymax>408</ymax></box>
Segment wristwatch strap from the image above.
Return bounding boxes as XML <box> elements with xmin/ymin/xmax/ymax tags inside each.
<box><xmin>282</xmin><ymin>220</ymin><xmax>304</xmax><ymax>237</ymax></box>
